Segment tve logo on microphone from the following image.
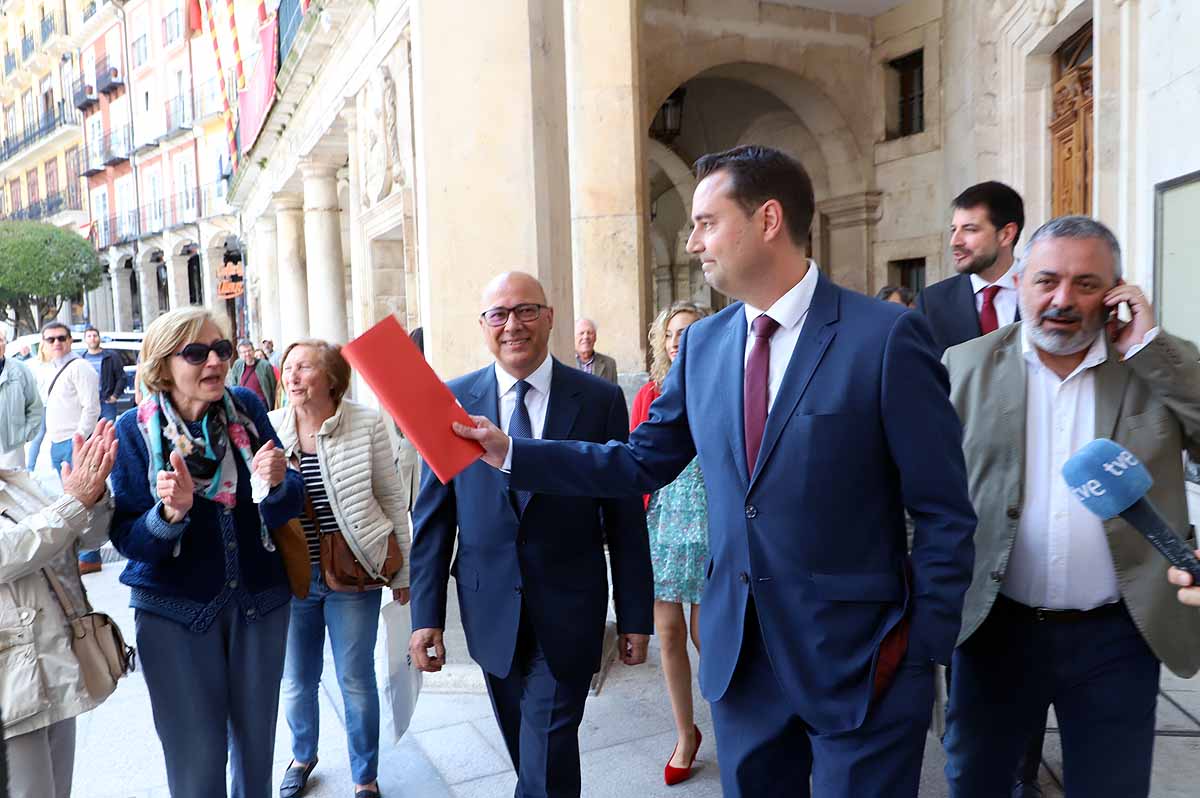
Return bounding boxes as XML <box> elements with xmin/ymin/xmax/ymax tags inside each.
<box><xmin>1062</xmin><ymin>438</ymin><xmax>1154</xmax><ymax>520</ymax></box>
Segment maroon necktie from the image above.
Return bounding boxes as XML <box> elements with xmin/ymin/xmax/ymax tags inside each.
<box><xmin>745</xmin><ymin>314</ymin><xmax>780</xmax><ymax>476</ymax></box>
<box><xmin>979</xmin><ymin>285</ymin><xmax>1001</xmax><ymax>335</ymax></box>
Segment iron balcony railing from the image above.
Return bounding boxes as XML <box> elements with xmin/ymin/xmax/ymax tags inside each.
<box><xmin>21</xmin><ymin>35</ymin><xmax>35</xmax><ymax>61</ymax></box>
<box><xmin>97</xmin><ymin>56</ymin><xmax>123</xmax><ymax>94</ymax></box>
<box><xmin>83</xmin><ymin>1</ymin><xmax>97</xmax><ymax>23</ymax></box>
<box><xmin>0</xmin><ymin>189</ymin><xmax>84</xmax><ymax>222</ymax></box>
<box><xmin>94</xmin><ymin>216</ymin><xmax>112</xmax><ymax>249</ymax></box>
<box><xmin>0</xmin><ymin>105</ymin><xmax>82</xmax><ymax>164</ymax></box>
<box><xmin>140</xmin><ymin>198</ymin><xmax>165</xmax><ymax>235</ymax></box>
<box><xmin>40</xmin><ymin>15</ymin><xmax>57</xmax><ymax>44</ymax></box>
<box><xmin>166</xmin><ymin>187</ymin><xmax>201</xmax><ymax>228</ymax></box>
<box><xmin>4</xmin><ymin>52</ymin><xmax>15</xmax><ymax>76</ymax></box>
<box><xmin>164</xmin><ymin>94</ymin><xmax>194</xmax><ymax>134</ymax></box>
<box><xmin>101</xmin><ymin>125</ymin><xmax>133</xmax><ymax>164</ymax></box>
<box><xmin>110</xmin><ymin>210</ymin><xmax>140</xmax><ymax>244</ymax></box>
<box><xmin>73</xmin><ymin>78</ymin><xmax>98</xmax><ymax>110</ymax></box>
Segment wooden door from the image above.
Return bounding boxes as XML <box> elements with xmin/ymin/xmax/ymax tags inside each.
<box><xmin>1050</xmin><ymin>23</ymin><xmax>1093</xmax><ymax>217</ymax></box>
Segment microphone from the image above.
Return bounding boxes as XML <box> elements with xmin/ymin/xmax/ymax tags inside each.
<box><xmin>1062</xmin><ymin>439</ymin><xmax>1200</xmax><ymax>581</ymax></box>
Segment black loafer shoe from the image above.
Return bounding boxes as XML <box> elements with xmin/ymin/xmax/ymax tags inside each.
<box><xmin>354</xmin><ymin>790</ymin><xmax>382</xmax><ymax>798</ymax></box>
<box><xmin>279</xmin><ymin>758</ymin><xmax>317</xmax><ymax>798</ymax></box>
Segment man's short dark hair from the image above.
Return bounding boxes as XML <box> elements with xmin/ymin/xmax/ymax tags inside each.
<box><xmin>84</xmin><ymin>325</ymin><xmax>99</xmax><ymax>335</ymax></box>
<box><xmin>40</xmin><ymin>321</ymin><xmax>71</xmax><ymax>338</ymax></box>
<box><xmin>694</xmin><ymin>145</ymin><xmax>815</xmax><ymax>247</ymax></box>
<box><xmin>951</xmin><ymin>181</ymin><xmax>1025</xmax><ymax>245</ymax></box>
<box><xmin>238</xmin><ymin>339</ymin><xmax>254</xmax><ymax>350</ymax></box>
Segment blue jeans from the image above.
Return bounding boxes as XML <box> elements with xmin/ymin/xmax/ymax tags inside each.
<box><xmin>99</xmin><ymin>400</ymin><xmax>119</xmax><ymax>422</ymax></box>
<box><xmin>281</xmin><ymin>566</ymin><xmax>383</xmax><ymax>785</ymax></box>
<box><xmin>49</xmin><ymin>439</ymin><xmax>101</xmax><ymax>566</ymax></box>
<box><xmin>26</xmin><ymin>421</ymin><xmax>45</xmax><ymax>471</ymax></box>
<box><xmin>944</xmin><ymin>596</ymin><xmax>1159</xmax><ymax>798</ymax></box>
<box><xmin>136</xmin><ymin>601</ymin><xmax>290</xmax><ymax>798</ymax></box>
<box><xmin>49</xmin><ymin>439</ymin><xmax>72</xmax><ymax>480</ymax></box>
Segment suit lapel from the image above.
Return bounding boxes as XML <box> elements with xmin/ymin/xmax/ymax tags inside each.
<box><xmin>1093</xmin><ymin>341</ymin><xmax>1131</xmax><ymax>440</ymax></box>
<box><xmin>542</xmin><ymin>360</ymin><xmax>582</xmax><ymax>442</ymax></box>
<box><xmin>955</xmin><ymin>273</ymin><xmax>983</xmax><ymax>341</ymax></box>
<box><xmin>465</xmin><ymin>366</ymin><xmax>500</xmax><ymax>425</ymax></box>
<box><xmin>721</xmin><ymin>307</ymin><xmax>751</xmax><ymax>485</ymax></box>
<box><xmin>991</xmin><ymin>327</ymin><xmax>1027</xmax><ymax>493</ymax></box>
<box><xmin>750</xmin><ymin>273</ymin><xmax>839</xmax><ymax>488</ymax></box>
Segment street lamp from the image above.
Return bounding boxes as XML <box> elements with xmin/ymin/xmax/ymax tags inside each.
<box><xmin>649</xmin><ymin>88</ymin><xmax>686</xmax><ymax>145</ymax></box>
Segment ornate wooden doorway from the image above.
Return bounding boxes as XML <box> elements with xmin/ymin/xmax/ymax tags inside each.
<box><xmin>1051</xmin><ymin>23</ymin><xmax>1094</xmax><ymax>217</ymax></box>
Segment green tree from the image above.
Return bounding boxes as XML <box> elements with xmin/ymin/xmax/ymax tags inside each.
<box><xmin>0</xmin><ymin>220</ymin><xmax>101</xmax><ymax>334</ymax></box>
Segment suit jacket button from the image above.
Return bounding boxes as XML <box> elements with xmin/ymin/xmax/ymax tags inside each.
<box><xmin>739</xmin><ymin>572</ymin><xmax>750</xmax><ymax>584</ymax></box>
<box><xmin>744</xmin><ymin>505</ymin><xmax>757</xmax><ymax>519</ymax></box>
<box><xmin>1006</xmin><ymin>506</ymin><xmax>1020</xmax><ymax>520</ymax></box>
<box><xmin>990</xmin><ymin>570</ymin><xmax>1004</xmax><ymax>583</ymax></box>
<box><xmin>515</xmin><ymin>586</ymin><xmax>523</xmax><ymax>595</ymax></box>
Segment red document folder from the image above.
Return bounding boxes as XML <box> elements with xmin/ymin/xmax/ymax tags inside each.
<box><xmin>342</xmin><ymin>316</ymin><xmax>483</xmax><ymax>483</ymax></box>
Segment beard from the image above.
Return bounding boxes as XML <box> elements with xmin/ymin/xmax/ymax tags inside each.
<box><xmin>954</xmin><ymin>247</ymin><xmax>998</xmax><ymax>276</ymax></box>
<box><xmin>1019</xmin><ymin>297</ymin><xmax>1104</xmax><ymax>356</ymax></box>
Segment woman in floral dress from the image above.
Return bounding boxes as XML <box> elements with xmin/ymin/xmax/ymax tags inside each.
<box><xmin>629</xmin><ymin>300</ymin><xmax>710</xmax><ymax>786</ymax></box>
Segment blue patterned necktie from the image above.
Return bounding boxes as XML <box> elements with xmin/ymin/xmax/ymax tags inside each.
<box><xmin>508</xmin><ymin>380</ymin><xmax>533</xmax><ymax>515</ymax></box>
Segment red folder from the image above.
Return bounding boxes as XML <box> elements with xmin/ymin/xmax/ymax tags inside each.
<box><xmin>342</xmin><ymin>316</ymin><xmax>483</xmax><ymax>484</ymax></box>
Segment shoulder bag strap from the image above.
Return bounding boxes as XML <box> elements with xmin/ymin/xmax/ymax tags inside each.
<box><xmin>46</xmin><ymin>357</ymin><xmax>77</xmax><ymax>402</ymax></box>
<box><xmin>42</xmin><ymin>565</ymin><xmax>86</xmax><ymax>621</ymax></box>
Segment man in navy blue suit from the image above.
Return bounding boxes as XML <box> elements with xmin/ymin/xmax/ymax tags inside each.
<box><xmin>456</xmin><ymin>146</ymin><xmax>977</xmax><ymax>797</ymax></box>
<box><xmin>408</xmin><ymin>272</ymin><xmax>654</xmax><ymax>798</ymax></box>
<box><xmin>916</xmin><ymin>181</ymin><xmax>1025</xmax><ymax>354</ymax></box>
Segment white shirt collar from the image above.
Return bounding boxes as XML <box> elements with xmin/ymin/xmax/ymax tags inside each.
<box><xmin>1021</xmin><ymin>324</ymin><xmax>1109</xmax><ymax>379</ymax></box>
<box><xmin>744</xmin><ymin>260</ymin><xmax>819</xmax><ymax>332</ymax></box>
<box><xmin>970</xmin><ymin>260</ymin><xmax>1021</xmax><ymax>295</ymax></box>
<box><xmin>495</xmin><ymin>353</ymin><xmax>554</xmax><ymax>398</ymax></box>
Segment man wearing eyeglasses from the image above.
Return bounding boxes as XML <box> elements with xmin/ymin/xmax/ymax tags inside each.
<box><xmin>408</xmin><ymin>272</ymin><xmax>654</xmax><ymax>798</ymax></box>
<box><xmin>38</xmin><ymin>322</ymin><xmax>100</xmax><ymax>480</ymax></box>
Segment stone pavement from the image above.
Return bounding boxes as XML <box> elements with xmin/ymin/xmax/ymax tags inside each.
<box><xmin>68</xmin><ymin>559</ymin><xmax>1200</xmax><ymax>798</ymax></box>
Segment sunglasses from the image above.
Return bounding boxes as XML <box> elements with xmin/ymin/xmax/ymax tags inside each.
<box><xmin>42</xmin><ymin>334</ymin><xmax>70</xmax><ymax>344</ymax></box>
<box><xmin>175</xmin><ymin>339</ymin><xmax>236</xmax><ymax>365</ymax></box>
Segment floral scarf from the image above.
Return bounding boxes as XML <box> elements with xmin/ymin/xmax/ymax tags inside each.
<box><xmin>136</xmin><ymin>389</ymin><xmax>258</xmax><ymax>509</ymax></box>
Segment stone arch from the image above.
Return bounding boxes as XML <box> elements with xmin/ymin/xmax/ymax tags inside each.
<box><xmin>645</xmin><ymin>138</ymin><xmax>696</xmax><ymax>216</ymax></box>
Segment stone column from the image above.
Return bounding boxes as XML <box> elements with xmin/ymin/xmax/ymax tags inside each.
<box><xmin>111</xmin><ymin>265</ymin><xmax>135</xmax><ymax>330</ymax></box>
<box><xmin>301</xmin><ymin>160</ymin><xmax>349</xmax><ymax>343</ymax></box>
<box><xmin>136</xmin><ymin>257</ymin><xmax>159</xmax><ymax>329</ymax></box>
<box><xmin>410</xmin><ymin>0</ymin><xmax>575</xmax><ymax>377</ymax></box>
<box><xmin>274</xmin><ymin>193</ymin><xmax>309</xmax><ymax>347</ymax></box>
<box><xmin>817</xmin><ymin>192</ymin><xmax>883</xmax><ymax>295</ymax></box>
<box><xmin>253</xmin><ymin>215</ymin><xmax>281</xmax><ymax>348</ymax></box>
<box><xmin>564</xmin><ymin>0</ymin><xmax>649</xmax><ymax>374</ymax></box>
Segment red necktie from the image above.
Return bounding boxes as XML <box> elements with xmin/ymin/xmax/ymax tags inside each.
<box><xmin>979</xmin><ymin>285</ymin><xmax>1001</xmax><ymax>335</ymax></box>
<box><xmin>745</xmin><ymin>314</ymin><xmax>780</xmax><ymax>476</ymax></box>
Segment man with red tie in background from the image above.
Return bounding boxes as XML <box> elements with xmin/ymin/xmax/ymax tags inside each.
<box><xmin>916</xmin><ymin>182</ymin><xmax>1025</xmax><ymax>355</ymax></box>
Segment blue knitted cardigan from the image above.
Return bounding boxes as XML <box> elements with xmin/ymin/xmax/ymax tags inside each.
<box><xmin>109</xmin><ymin>387</ymin><xmax>304</xmax><ymax>632</ymax></box>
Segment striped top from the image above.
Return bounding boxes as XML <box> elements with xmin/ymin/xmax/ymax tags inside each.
<box><xmin>298</xmin><ymin>452</ymin><xmax>338</xmax><ymax>561</ymax></box>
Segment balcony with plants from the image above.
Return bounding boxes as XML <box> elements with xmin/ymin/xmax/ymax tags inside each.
<box><xmin>97</xmin><ymin>55</ymin><xmax>124</xmax><ymax>95</ymax></box>
<box><xmin>73</xmin><ymin>77</ymin><xmax>98</xmax><ymax>110</ymax></box>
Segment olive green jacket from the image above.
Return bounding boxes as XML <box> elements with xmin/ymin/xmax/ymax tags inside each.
<box><xmin>944</xmin><ymin>324</ymin><xmax>1200</xmax><ymax>677</ymax></box>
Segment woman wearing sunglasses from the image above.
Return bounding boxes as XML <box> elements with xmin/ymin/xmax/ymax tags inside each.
<box><xmin>108</xmin><ymin>308</ymin><xmax>304</xmax><ymax>798</ymax></box>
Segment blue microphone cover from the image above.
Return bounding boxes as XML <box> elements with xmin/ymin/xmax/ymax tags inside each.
<box><xmin>1062</xmin><ymin>438</ymin><xmax>1154</xmax><ymax>520</ymax></box>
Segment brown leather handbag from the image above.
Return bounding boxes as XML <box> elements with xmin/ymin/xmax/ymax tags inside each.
<box><xmin>309</xmin><ymin>495</ymin><xmax>403</xmax><ymax>592</ymax></box>
<box><xmin>271</xmin><ymin>518</ymin><xmax>311</xmax><ymax>599</ymax></box>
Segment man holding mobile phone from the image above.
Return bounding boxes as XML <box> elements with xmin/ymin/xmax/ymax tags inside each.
<box><xmin>940</xmin><ymin>215</ymin><xmax>1200</xmax><ymax>798</ymax></box>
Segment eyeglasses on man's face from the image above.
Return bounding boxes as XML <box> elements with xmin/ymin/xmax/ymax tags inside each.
<box><xmin>175</xmin><ymin>339</ymin><xmax>236</xmax><ymax>365</ymax></box>
<box><xmin>43</xmin><ymin>334</ymin><xmax>70</xmax><ymax>344</ymax></box>
<box><xmin>480</xmin><ymin>303</ymin><xmax>548</xmax><ymax>328</ymax></box>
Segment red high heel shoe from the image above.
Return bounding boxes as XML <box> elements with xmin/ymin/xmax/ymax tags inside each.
<box><xmin>663</xmin><ymin>725</ymin><xmax>702</xmax><ymax>786</ymax></box>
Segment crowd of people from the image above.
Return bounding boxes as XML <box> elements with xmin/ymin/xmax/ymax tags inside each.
<box><xmin>1</xmin><ymin>143</ymin><xmax>1199</xmax><ymax>798</ymax></box>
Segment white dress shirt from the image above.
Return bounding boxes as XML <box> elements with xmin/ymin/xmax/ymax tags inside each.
<box><xmin>742</xmin><ymin>260</ymin><xmax>819</xmax><ymax>412</ymax></box>
<box><xmin>496</xmin><ymin>354</ymin><xmax>553</xmax><ymax>440</ymax></box>
<box><xmin>970</xmin><ymin>261</ymin><xmax>1021</xmax><ymax>328</ymax></box>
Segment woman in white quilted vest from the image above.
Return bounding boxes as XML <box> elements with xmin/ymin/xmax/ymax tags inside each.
<box><xmin>0</xmin><ymin>420</ymin><xmax>118</xmax><ymax>798</ymax></box>
<box><xmin>269</xmin><ymin>339</ymin><xmax>411</xmax><ymax>798</ymax></box>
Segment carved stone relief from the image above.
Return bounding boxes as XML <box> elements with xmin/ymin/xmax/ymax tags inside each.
<box><xmin>362</xmin><ymin>65</ymin><xmax>406</xmax><ymax>208</ymax></box>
